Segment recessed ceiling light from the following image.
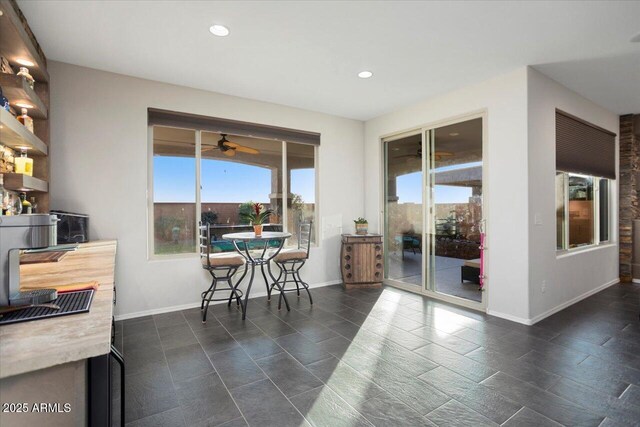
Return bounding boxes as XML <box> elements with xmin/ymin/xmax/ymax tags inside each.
<box><xmin>0</xmin><ymin>10</ymin><xmax>4</xmax><ymax>17</ymax></box>
<box><xmin>15</xmin><ymin>102</ymin><xmax>33</xmax><ymax>109</ymax></box>
<box><xmin>392</xmin><ymin>147</ymin><xmax>400</xmax><ymax>151</ymax></box>
<box><xmin>631</xmin><ymin>32</ymin><xmax>640</xmax><ymax>42</ymax></box>
<box><xmin>358</xmin><ymin>71</ymin><xmax>373</xmax><ymax>79</ymax></box>
<box><xmin>16</xmin><ymin>58</ymin><xmax>35</xmax><ymax>67</ymax></box>
<box><xmin>449</xmin><ymin>132</ymin><xmax>460</xmax><ymax>136</ymax></box>
<box><xmin>209</xmin><ymin>24</ymin><xmax>230</xmax><ymax>37</ymax></box>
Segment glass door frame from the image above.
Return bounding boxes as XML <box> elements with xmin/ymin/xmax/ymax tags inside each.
<box><xmin>380</xmin><ymin>111</ymin><xmax>488</xmax><ymax>312</ymax></box>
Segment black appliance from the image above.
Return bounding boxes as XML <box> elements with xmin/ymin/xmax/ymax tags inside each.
<box><xmin>89</xmin><ymin>346</ymin><xmax>125</xmax><ymax>427</ymax></box>
<box><xmin>51</xmin><ymin>210</ymin><xmax>89</xmax><ymax>244</ymax></box>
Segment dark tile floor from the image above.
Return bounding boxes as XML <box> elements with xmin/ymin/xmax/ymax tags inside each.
<box><xmin>113</xmin><ymin>282</ymin><xmax>640</xmax><ymax>427</ymax></box>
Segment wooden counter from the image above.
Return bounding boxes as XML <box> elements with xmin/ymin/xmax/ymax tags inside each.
<box><xmin>0</xmin><ymin>240</ymin><xmax>117</xmax><ymax>379</ymax></box>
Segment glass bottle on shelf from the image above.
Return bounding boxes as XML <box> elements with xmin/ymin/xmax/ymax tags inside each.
<box><xmin>17</xmin><ymin>108</ymin><xmax>34</xmax><ymax>133</ymax></box>
<box><xmin>14</xmin><ymin>148</ymin><xmax>33</xmax><ymax>176</ymax></box>
<box><xmin>20</xmin><ymin>192</ymin><xmax>32</xmax><ymax>214</ymax></box>
<box><xmin>30</xmin><ymin>196</ymin><xmax>37</xmax><ymax>214</ymax></box>
<box><xmin>17</xmin><ymin>67</ymin><xmax>35</xmax><ymax>90</ymax></box>
<box><xmin>12</xmin><ymin>193</ymin><xmax>22</xmax><ymax>215</ymax></box>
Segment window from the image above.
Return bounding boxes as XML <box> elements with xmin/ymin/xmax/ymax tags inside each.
<box><xmin>555</xmin><ymin>110</ymin><xmax>615</xmax><ymax>252</ymax></box>
<box><xmin>150</xmin><ymin>125</ymin><xmax>317</xmax><ymax>256</ymax></box>
<box><xmin>152</xmin><ymin>127</ymin><xmax>197</xmax><ymax>255</ymax></box>
<box><xmin>556</xmin><ymin>172</ymin><xmax>611</xmax><ymax>251</ymax></box>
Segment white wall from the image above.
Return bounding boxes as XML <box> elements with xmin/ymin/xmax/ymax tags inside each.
<box><xmin>49</xmin><ymin>62</ymin><xmax>365</xmax><ymax>319</ymax></box>
<box><xmin>364</xmin><ymin>68</ymin><xmax>531</xmax><ymax>322</ymax></box>
<box><xmin>527</xmin><ymin>68</ymin><xmax>619</xmax><ymax>322</ymax></box>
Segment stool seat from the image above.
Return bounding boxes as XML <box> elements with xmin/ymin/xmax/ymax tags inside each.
<box><xmin>273</xmin><ymin>248</ymin><xmax>307</xmax><ymax>262</ymax></box>
<box><xmin>203</xmin><ymin>253</ymin><xmax>246</xmax><ymax>267</ymax></box>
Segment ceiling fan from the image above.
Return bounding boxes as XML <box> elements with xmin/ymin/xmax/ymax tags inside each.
<box><xmin>202</xmin><ymin>134</ymin><xmax>260</xmax><ymax>157</ymax></box>
<box><xmin>396</xmin><ymin>147</ymin><xmax>454</xmax><ymax>161</ymax></box>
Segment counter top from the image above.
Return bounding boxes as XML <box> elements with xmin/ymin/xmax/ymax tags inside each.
<box><xmin>0</xmin><ymin>240</ymin><xmax>117</xmax><ymax>379</ymax></box>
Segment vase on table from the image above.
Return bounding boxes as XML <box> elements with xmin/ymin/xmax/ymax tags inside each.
<box><xmin>253</xmin><ymin>224</ymin><xmax>263</xmax><ymax>237</ymax></box>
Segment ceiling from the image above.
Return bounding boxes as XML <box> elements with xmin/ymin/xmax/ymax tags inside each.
<box><xmin>18</xmin><ymin>1</ymin><xmax>640</xmax><ymax>120</ymax></box>
<box><xmin>153</xmin><ymin>127</ymin><xmax>313</xmax><ymax>169</ymax></box>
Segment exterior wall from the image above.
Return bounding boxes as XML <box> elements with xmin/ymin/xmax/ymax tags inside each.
<box><xmin>49</xmin><ymin>62</ymin><xmax>364</xmax><ymax>318</ymax></box>
<box><xmin>364</xmin><ymin>68</ymin><xmax>530</xmax><ymax>321</ymax></box>
<box><xmin>527</xmin><ymin>67</ymin><xmax>620</xmax><ymax>322</ymax></box>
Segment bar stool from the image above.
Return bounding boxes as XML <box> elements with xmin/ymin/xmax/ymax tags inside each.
<box><xmin>199</xmin><ymin>222</ymin><xmax>247</xmax><ymax>323</ymax></box>
<box><xmin>269</xmin><ymin>222</ymin><xmax>313</xmax><ymax>309</ymax></box>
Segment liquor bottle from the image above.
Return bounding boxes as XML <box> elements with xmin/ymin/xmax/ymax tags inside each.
<box><xmin>12</xmin><ymin>193</ymin><xmax>22</xmax><ymax>215</ymax></box>
<box><xmin>17</xmin><ymin>108</ymin><xmax>34</xmax><ymax>133</ymax></box>
<box><xmin>20</xmin><ymin>192</ymin><xmax>32</xmax><ymax>214</ymax></box>
<box><xmin>30</xmin><ymin>196</ymin><xmax>37</xmax><ymax>214</ymax></box>
<box><xmin>14</xmin><ymin>148</ymin><xmax>33</xmax><ymax>176</ymax></box>
<box><xmin>17</xmin><ymin>67</ymin><xmax>35</xmax><ymax>90</ymax></box>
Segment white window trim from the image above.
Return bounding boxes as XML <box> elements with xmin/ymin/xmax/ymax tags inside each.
<box><xmin>556</xmin><ymin>171</ymin><xmax>612</xmax><ymax>256</ymax></box>
<box><xmin>148</xmin><ymin>127</ymin><xmax>319</xmax><ymax>259</ymax></box>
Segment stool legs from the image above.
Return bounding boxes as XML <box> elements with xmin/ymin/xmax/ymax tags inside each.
<box><xmin>201</xmin><ymin>266</ymin><xmax>245</xmax><ymax>323</ymax></box>
<box><xmin>271</xmin><ymin>260</ymin><xmax>313</xmax><ymax>308</ymax></box>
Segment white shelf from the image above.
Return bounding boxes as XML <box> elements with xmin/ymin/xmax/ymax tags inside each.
<box><xmin>0</xmin><ymin>108</ymin><xmax>47</xmax><ymax>155</ymax></box>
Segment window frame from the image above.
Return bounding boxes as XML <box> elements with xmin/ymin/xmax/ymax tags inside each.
<box><xmin>556</xmin><ymin>171</ymin><xmax>612</xmax><ymax>254</ymax></box>
<box><xmin>147</xmin><ymin>125</ymin><xmax>319</xmax><ymax>259</ymax></box>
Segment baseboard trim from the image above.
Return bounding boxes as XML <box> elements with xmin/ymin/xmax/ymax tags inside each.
<box><xmin>114</xmin><ymin>279</ymin><xmax>342</xmax><ymax>321</ymax></box>
<box><xmin>485</xmin><ymin>310</ymin><xmax>532</xmax><ymax>326</ymax></box>
<box><xmin>632</xmin><ymin>278</ymin><xmax>640</xmax><ymax>284</ymax></box>
<box><xmin>487</xmin><ymin>278</ymin><xmax>620</xmax><ymax>326</ymax></box>
<box><xmin>528</xmin><ymin>278</ymin><xmax>620</xmax><ymax>325</ymax></box>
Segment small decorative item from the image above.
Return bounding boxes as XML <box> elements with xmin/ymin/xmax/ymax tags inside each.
<box><xmin>14</xmin><ymin>148</ymin><xmax>33</xmax><ymax>176</ymax></box>
<box><xmin>17</xmin><ymin>108</ymin><xmax>33</xmax><ymax>133</ymax></box>
<box><xmin>354</xmin><ymin>217</ymin><xmax>368</xmax><ymax>235</ymax></box>
<box><xmin>0</xmin><ymin>86</ymin><xmax>10</xmax><ymax>111</ymax></box>
<box><xmin>240</xmin><ymin>202</ymin><xmax>273</xmax><ymax>237</ymax></box>
<box><xmin>20</xmin><ymin>192</ymin><xmax>32</xmax><ymax>214</ymax></box>
<box><xmin>17</xmin><ymin>67</ymin><xmax>35</xmax><ymax>90</ymax></box>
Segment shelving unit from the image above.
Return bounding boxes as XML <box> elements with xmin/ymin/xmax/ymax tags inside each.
<box><xmin>0</xmin><ymin>0</ymin><xmax>49</xmax><ymax>83</ymax></box>
<box><xmin>0</xmin><ymin>74</ymin><xmax>47</xmax><ymax>119</ymax></box>
<box><xmin>0</xmin><ymin>0</ymin><xmax>50</xmax><ymax>212</ymax></box>
<box><xmin>3</xmin><ymin>173</ymin><xmax>48</xmax><ymax>192</ymax></box>
<box><xmin>0</xmin><ymin>108</ymin><xmax>47</xmax><ymax>155</ymax></box>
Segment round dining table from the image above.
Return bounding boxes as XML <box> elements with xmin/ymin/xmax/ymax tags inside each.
<box><xmin>222</xmin><ymin>231</ymin><xmax>291</xmax><ymax>319</ymax></box>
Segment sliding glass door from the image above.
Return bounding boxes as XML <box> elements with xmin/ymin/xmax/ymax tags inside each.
<box><xmin>383</xmin><ymin>133</ymin><xmax>424</xmax><ymax>289</ymax></box>
<box><xmin>384</xmin><ymin>116</ymin><xmax>485</xmax><ymax>308</ymax></box>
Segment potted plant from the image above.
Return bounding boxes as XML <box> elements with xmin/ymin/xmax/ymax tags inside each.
<box><xmin>240</xmin><ymin>202</ymin><xmax>273</xmax><ymax>237</ymax></box>
<box><xmin>354</xmin><ymin>217</ymin><xmax>368</xmax><ymax>235</ymax></box>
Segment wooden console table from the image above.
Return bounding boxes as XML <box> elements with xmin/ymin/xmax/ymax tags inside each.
<box><xmin>340</xmin><ymin>234</ymin><xmax>383</xmax><ymax>289</ymax></box>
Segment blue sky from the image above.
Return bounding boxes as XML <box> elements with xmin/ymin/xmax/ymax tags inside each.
<box><xmin>154</xmin><ymin>156</ymin><xmax>315</xmax><ymax>203</ymax></box>
<box><xmin>154</xmin><ymin>155</ymin><xmax>475</xmax><ymax>204</ymax></box>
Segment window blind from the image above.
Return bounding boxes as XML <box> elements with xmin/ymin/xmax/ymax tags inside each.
<box><xmin>148</xmin><ymin>108</ymin><xmax>321</xmax><ymax>146</ymax></box>
<box><xmin>556</xmin><ymin>110</ymin><xmax>616</xmax><ymax>179</ymax></box>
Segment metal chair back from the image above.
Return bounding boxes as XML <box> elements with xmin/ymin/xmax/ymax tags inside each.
<box><xmin>298</xmin><ymin>221</ymin><xmax>313</xmax><ymax>258</ymax></box>
<box><xmin>199</xmin><ymin>221</ymin><xmax>212</xmax><ymax>268</ymax></box>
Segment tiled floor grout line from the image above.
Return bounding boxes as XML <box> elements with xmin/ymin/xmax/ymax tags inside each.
<box><xmin>120</xmin><ymin>284</ymin><xmax>640</xmax><ymax>426</ymax></box>
<box><xmin>498</xmin><ymin>406</ymin><xmax>530</xmax><ymax>426</ymax></box>
<box><xmin>212</xmin><ymin>299</ymin><xmax>447</xmax><ymax>426</ymax></box>
<box><xmin>246</xmin><ymin>296</ymin><xmax>520</xmax><ymax>423</ymax></box>
<box><xmin>210</xmin><ymin>308</ymin><xmax>320</xmax><ymax>426</ymax></box>
<box><xmin>151</xmin><ymin>314</ymin><xmax>191</xmax><ymax>427</ymax></box>
<box><xmin>238</xmin><ymin>301</ymin><xmax>461</xmax><ymax>425</ymax></box>
<box><xmin>181</xmin><ymin>311</ymin><xmax>250</xmax><ymax>427</ymax></box>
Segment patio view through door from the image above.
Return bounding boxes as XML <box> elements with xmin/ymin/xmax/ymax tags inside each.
<box><xmin>383</xmin><ymin>116</ymin><xmax>484</xmax><ymax>308</ymax></box>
